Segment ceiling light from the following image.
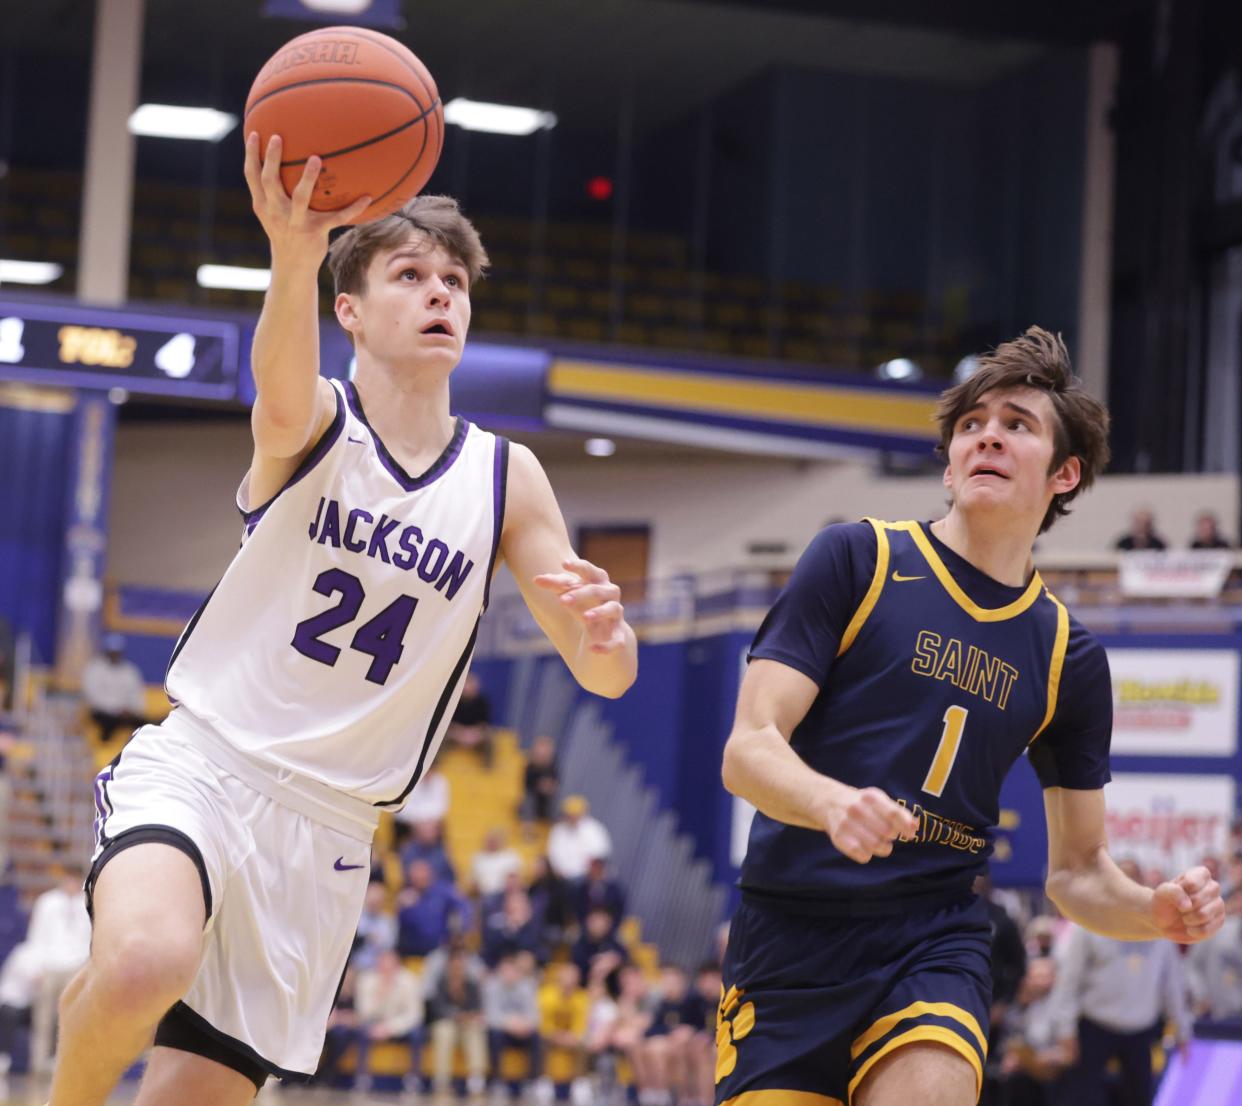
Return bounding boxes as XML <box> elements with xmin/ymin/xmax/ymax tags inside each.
<box><xmin>444</xmin><ymin>98</ymin><xmax>557</xmax><ymax>136</ymax></box>
<box><xmin>0</xmin><ymin>260</ymin><xmax>63</xmax><ymax>284</ymax></box>
<box><xmin>197</xmin><ymin>264</ymin><xmax>271</xmax><ymax>291</ymax></box>
<box><xmin>584</xmin><ymin>438</ymin><xmax>616</xmax><ymax>458</ymax></box>
<box><xmin>875</xmin><ymin>358</ymin><xmax>922</xmax><ymax>383</ymax></box>
<box><xmin>129</xmin><ymin>104</ymin><xmax>238</xmax><ymax>142</ymax></box>
<box><xmin>953</xmin><ymin>355</ymin><xmax>980</xmax><ymax>383</ymax></box>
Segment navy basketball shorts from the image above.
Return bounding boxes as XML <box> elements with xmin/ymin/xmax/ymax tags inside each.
<box><xmin>714</xmin><ymin>895</ymin><xmax>991</xmax><ymax>1106</ymax></box>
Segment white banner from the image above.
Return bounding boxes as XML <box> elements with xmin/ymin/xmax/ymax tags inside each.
<box><xmin>1108</xmin><ymin>648</ymin><xmax>1239</xmax><ymax>756</ymax></box>
<box><xmin>1118</xmin><ymin>550</ymin><xmax>1234</xmax><ymax>598</ymax></box>
<box><xmin>1104</xmin><ymin>773</ymin><xmax>1234</xmax><ymax>877</ymax></box>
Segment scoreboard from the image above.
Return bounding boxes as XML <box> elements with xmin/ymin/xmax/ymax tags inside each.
<box><xmin>0</xmin><ymin>299</ymin><xmax>240</xmax><ymax>400</ymax></box>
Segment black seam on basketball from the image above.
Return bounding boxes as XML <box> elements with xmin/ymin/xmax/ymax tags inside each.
<box><xmin>279</xmin><ymin>95</ymin><xmax>440</xmax><ymax>169</ymax></box>
<box><xmin>347</xmin><ymin>26</ymin><xmax>440</xmax><ymax>101</ymax></box>
<box><xmin>244</xmin><ymin>75</ymin><xmax>427</xmax><ymax>120</ymax></box>
<box><xmin>364</xmin><ymin>99</ymin><xmax>436</xmax><ymax>209</ymax></box>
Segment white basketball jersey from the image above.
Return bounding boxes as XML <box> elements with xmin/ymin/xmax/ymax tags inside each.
<box><xmin>166</xmin><ymin>378</ymin><xmax>507</xmax><ymax>808</ymax></box>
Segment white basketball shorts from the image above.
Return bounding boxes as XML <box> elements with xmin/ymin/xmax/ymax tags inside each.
<box><xmin>88</xmin><ymin>707</ymin><xmax>378</xmax><ymax>1083</ymax></box>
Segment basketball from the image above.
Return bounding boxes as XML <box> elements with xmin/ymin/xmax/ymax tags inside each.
<box><xmin>243</xmin><ymin>26</ymin><xmax>444</xmax><ymax>224</ymax></box>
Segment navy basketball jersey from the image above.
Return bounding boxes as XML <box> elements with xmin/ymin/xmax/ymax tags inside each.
<box><xmin>742</xmin><ymin>518</ymin><xmax>1112</xmax><ymax>910</ymax></box>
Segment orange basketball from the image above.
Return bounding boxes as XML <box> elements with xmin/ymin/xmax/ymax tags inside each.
<box><xmin>244</xmin><ymin>26</ymin><xmax>444</xmax><ymax>224</ymax></box>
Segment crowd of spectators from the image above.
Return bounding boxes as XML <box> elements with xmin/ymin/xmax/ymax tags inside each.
<box><xmin>1113</xmin><ymin>509</ymin><xmax>1236</xmax><ymax>551</ymax></box>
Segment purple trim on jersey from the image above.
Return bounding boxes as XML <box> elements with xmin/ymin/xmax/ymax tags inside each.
<box><xmin>375</xmin><ymin>617</ymin><xmax>479</xmax><ymax>808</ymax></box>
<box><xmin>343</xmin><ymin>380</ymin><xmax>470</xmax><ymax>491</ymax></box>
<box><xmin>92</xmin><ymin>764</ymin><xmax>114</xmax><ymax>844</ymax></box>
<box><xmin>238</xmin><ymin>384</ymin><xmax>347</xmax><ymax>526</ymax></box>
<box><xmin>482</xmin><ymin>437</ymin><xmax>510</xmax><ymax>611</ymax></box>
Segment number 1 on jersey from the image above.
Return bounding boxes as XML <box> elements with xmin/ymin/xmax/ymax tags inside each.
<box><xmin>922</xmin><ymin>705</ymin><xmax>968</xmax><ymax>798</ymax></box>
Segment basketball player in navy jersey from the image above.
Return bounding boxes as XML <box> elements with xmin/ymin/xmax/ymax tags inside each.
<box><xmin>47</xmin><ymin>138</ymin><xmax>636</xmax><ymax>1106</ymax></box>
<box><xmin>717</xmin><ymin>328</ymin><xmax>1225</xmax><ymax>1106</ymax></box>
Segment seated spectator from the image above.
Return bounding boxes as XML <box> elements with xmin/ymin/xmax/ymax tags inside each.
<box><xmin>428</xmin><ymin>947</ymin><xmax>487</xmax><ymax>1095</ymax></box>
<box><xmin>538</xmin><ymin>962</ymin><xmax>590</xmax><ymax>1086</ymax></box>
<box><xmin>27</xmin><ymin>865</ymin><xmax>91</xmax><ymax>1074</ymax></box>
<box><xmin>447</xmin><ymin>671</ymin><xmax>493</xmax><ymax>768</ymax></box>
<box><xmin>586</xmin><ymin>963</ymin><xmax>650</xmax><ymax>1093</ymax></box>
<box><xmin>1191</xmin><ymin>510</ymin><xmax>1233</xmax><ymax>548</ymax></box>
<box><xmin>80</xmin><ymin>634</ymin><xmax>147</xmax><ymax>746</ymax></box>
<box><xmin>527</xmin><ymin>855</ymin><xmax>575</xmax><ymax>948</ymax></box>
<box><xmin>0</xmin><ymin>942</ymin><xmax>40</xmax><ymax>1076</ymax></box>
<box><xmin>399</xmin><ymin>817</ymin><xmax>456</xmax><ymax>886</ymax></box>
<box><xmin>575</xmin><ymin>856</ymin><xmax>626</xmax><ymax>933</ymax></box>
<box><xmin>482</xmin><ymin>887</ymin><xmax>546</xmax><ymax>968</ymax></box>
<box><xmin>352</xmin><ymin>880</ymin><xmax>397</xmax><ymax>972</ymax></box>
<box><xmin>396</xmin><ymin>859</ymin><xmax>473</xmax><ymax>958</ymax></box>
<box><xmin>471</xmin><ymin>827</ymin><xmax>522</xmax><ymax>898</ymax></box>
<box><xmin>521</xmin><ymin>733</ymin><xmax>560</xmax><ymax>826</ymax></box>
<box><xmin>679</xmin><ymin>962</ymin><xmax>722</xmax><ymax>1106</ymax></box>
<box><xmin>634</xmin><ymin>965</ymin><xmax>691</xmax><ymax>1106</ymax></box>
<box><xmin>420</xmin><ymin>933</ymin><xmax>486</xmax><ymax>1005</ymax></box>
<box><xmin>483</xmin><ymin>951</ymin><xmax>542</xmax><ymax>1094</ymax></box>
<box><xmin>572</xmin><ymin>906</ymin><xmax>629</xmax><ymax>986</ymax></box>
<box><xmin>1114</xmin><ymin>508</ymin><xmax>1167</xmax><ymax>550</ymax></box>
<box><xmin>547</xmin><ymin>795</ymin><xmax>611</xmax><ymax>882</ymax></box>
<box><xmin>396</xmin><ymin>766</ymin><xmax>450</xmax><ymax>836</ymax></box>
<box><xmin>351</xmin><ymin>947</ymin><xmax>426</xmax><ymax>1093</ymax></box>
<box><xmin>315</xmin><ymin>965</ymin><xmax>358</xmax><ymax>1085</ymax></box>
<box><xmin>995</xmin><ymin>957</ymin><xmax>1074</xmax><ymax>1106</ymax></box>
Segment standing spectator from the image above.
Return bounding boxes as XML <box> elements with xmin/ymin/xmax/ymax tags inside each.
<box><xmin>575</xmin><ymin>856</ymin><xmax>626</xmax><ymax>933</ymax></box>
<box><xmin>1187</xmin><ymin>884</ymin><xmax>1242</xmax><ymax>1021</ymax></box>
<box><xmin>352</xmin><ymin>880</ymin><xmax>397</xmax><ymax>972</ymax></box>
<box><xmin>1190</xmin><ymin>510</ymin><xmax>1233</xmax><ymax>549</ymax></box>
<box><xmin>470</xmin><ymin>827</ymin><xmax>523</xmax><ymax>899</ymax></box>
<box><xmin>995</xmin><ymin>958</ymin><xmax>1075</xmax><ymax>1106</ymax></box>
<box><xmin>521</xmin><ymin>734</ymin><xmax>560</xmax><ymax>826</ymax></box>
<box><xmin>396</xmin><ymin>766</ymin><xmax>450</xmax><ymax>837</ymax></box>
<box><xmin>1114</xmin><ymin>508</ymin><xmax>1168</xmax><ymax>551</ymax></box>
<box><xmin>0</xmin><ymin>942</ymin><xmax>41</xmax><ymax>1075</ymax></box>
<box><xmin>428</xmin><ymin>947</ymin><xmax>487</xmax><ymax>1095</ymax></box>
<box><xmin>27</xmin><ymin>866</ymin><xmax>91</xmax><ymax>1073</ymax></box>
<box><xmin>547</xmin><ymin>795</ymin><xmax>611</xmax><ymax>882</ymax></box>
<box><xmin>447</xmin><ymin>671</ymin><xmax>493</xmax><ymax>768</ymax></box>
<box><xmin>80</xmin><ymin>634</ymin><xmax>146</xmax><ymax>746</ymax></box>
<box><xmin>396</xmin><ymin>859</ymin><xmax>473</xmax><ymax>958</ymax></box>
<box><xmin>483</xmin><ymin>951</ymin><xmax>542</xmax><ymax>1095</ymax></box>
<box><xmin>351</xmin><ymin>948</ymin><xmax>426</xmax><ymax>1093</ymax></box>
<box><xmin>1052</xmin><ymin>919</ymin><xmax>1192</xmax><ymax>1106</ymax></box>
<box><xmin>399</xmin><ymin>817</ymin><xmax>457</xmax><ymax>886</ymax></box>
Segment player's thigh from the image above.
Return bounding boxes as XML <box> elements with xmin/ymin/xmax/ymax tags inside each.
<box><xmin>133</xmin><ymin>1045</ymin><xmax>258</xmax><ymax>1106</ymax></box>
<box><xmin>853</xmin><ymin>1041</ymin><xmax>976</xmax><ymax>1106</ymax></box>
<box><xmin>90</xmin><ymin>843</ymin><xmax>207</xmax><ymax>979</ymax></box>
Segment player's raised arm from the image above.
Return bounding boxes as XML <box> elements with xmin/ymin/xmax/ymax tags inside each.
<box><xmin>722</xmin><ymin>658</ymin><xmax>916</xmax><ymax>862</ymax></box>
<box><xmin>1044</xmin><ymin>786</ymin><xmax>1225</xmax><ymax>942</ymax></box>
<box><xmin>499</xmin><ymin>443</ymin><xmax>637</xmax><ymax>699</ymax></box>
<box><xmin>244</xmin><ymin>132</ymin><xmax>370</xmax><ymax>464</ymax></box>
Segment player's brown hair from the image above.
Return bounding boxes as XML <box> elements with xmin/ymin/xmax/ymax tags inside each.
<box><xmin>327</xmin><ymin>194</ymin><xmax>489</xmax><ymax>297</ymax></box>
<box><xmin>935</xmin><ymin>326</ymin><xmax>1111</xmax><ymax>534</ymax></box>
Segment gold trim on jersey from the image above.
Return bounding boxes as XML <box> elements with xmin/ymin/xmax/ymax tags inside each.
<box><xmin>837</xmin><ymin>518</ymin><xmax>890</xmax><ymax>656</ymax></box>
<box><xmin>1028</xmin><ymin>590</ymin><xmax>1070</xmax><ymax>745</ymax></box>
<box><xmin>849</xmin><ymin>1024</ymin><xmax>984</xmax><ymax>1100</ymax></box>
<box><xmin>892</xmin><ymin>521</ymin><xmax>1045</xmax><ymax>622</ymax></box>
<box><xmin>720</xmin><ymin>1093</ymin><xmax>845</xmax><ymax>1106</ymax></box>
<box><xmin>851</xmin><ymin>1000</ymin><xmax>987</xmax><ymax>1061</ymax></box>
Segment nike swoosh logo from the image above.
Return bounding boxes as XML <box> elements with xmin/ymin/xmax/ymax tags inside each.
<box><xmin>347</xmin><ymin>435</ymin><xmax>366</xmax><ymax>444</ymax></box>
<box><xmin>891</xmin><ymin>571</ymin><xmax>926</xmax><ymax>582</ymax></box>
<box><xmin>334</xmin><ymin>857</ymin><xmax>367</xmax><ymax>871</ymax></box>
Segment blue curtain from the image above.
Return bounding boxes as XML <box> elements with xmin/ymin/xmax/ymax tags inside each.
<box><xmin>0</xmin><ymin>394</ymin><xmax>73</xmax><ymax>663</ymax></box>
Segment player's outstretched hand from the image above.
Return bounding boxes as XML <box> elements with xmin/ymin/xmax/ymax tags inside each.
<box><xmin>243</xmin><ymin>132</ymin><xmax>371</xmax><ymax>261</ymax></box>
<box><xmin>1151</xmin><ymin>866</ymin><xmax>1225</xmax><ymax>943</ymax></box>
<box><xmin>534</xmin><ymin>558</ymin><xmax>629</xmax><ymax>654</ymax></box>
<box><xmin>823</xmin><ymin>785</ymin><xmax>918</xmax><ymax>865</ymax></box>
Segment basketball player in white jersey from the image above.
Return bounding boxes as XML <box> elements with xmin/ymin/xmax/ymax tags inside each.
<box><xmin>48</xmin><ymin>134</ymin><xmax>638</xmax><ymax>1106</ymax></box>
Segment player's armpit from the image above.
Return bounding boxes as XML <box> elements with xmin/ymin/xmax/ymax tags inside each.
<box><xmin>247</xmin><ymin>376</ymin><xmax>338</xmax><ymax>509</ymax></box>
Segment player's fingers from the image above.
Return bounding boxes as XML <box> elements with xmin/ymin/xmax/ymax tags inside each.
<box><xmin>1156</xmin><ymin>881</ymin><xmax>1193</xmax><ymax>914</ymax></box>
<box><xmin>260</xmin><ymin>134</ymin><xmax>285</xmax><ymax>198</ymax></box>
<box><xmin>1187</xmin><ymin>882</ymin><xmax>1221</xmax><ymax>913</ymax></box>
<box><xmin>1178</xmin><ymin>867</ymin><xmax>1210</xmax><ymax>895</ymax></box>
<box><xmin>857</xmin><ymin>788</ymin><xmax>916</xmax><ymax>836</ymax></box>
<box><xmin>332</xmin><ymin>193</ymin><xmax>374</xmax><ymax>228</ymax></box>
<box><xmin>561</xmin><ymin>584</ymin><xmax>620</xmax><ymax>610</ymax></box>
<box><xmin>584</xmin><ymin>601</ymin><xmax>624</xmax><ymax>625</ymax></box>
<box><xmin>243</xmin><ymin>131</ymin><xmax>263</xmax><ymax>194</ymax></box>
<box><xmin>1183</xmin><ymin>897</ymin><xmax>1226</xmax><ymax>927</ymax></box>
<box><xmin>289</xmin><ymin>155</ymin><xmax>321</xmax><ymax>211</ymax></box>
<box><xmin>562</xmin><ymin>557</ymin><xmax>610</xmax><ymax>584</ymax></box>
<box><xmin>533</xmin><ymin>572</ymin><xmax>582</xmax><ymax>592</ymax></box>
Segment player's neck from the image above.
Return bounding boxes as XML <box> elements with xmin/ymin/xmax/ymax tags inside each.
<box><xmin>352</xmin><ymin>362</ymin><xmax>456</xmax><ymax>461</ymax></box>
<box><xmin>930</xmin><ymin>511</ymin><xmax>1037</xmax><ymax>588</ymax></box>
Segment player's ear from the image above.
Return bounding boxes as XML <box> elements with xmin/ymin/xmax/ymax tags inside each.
<box><xmin>335</xmin><ymin>292</ymin><xmax>361</xmax><ymax>336</ymax></box>
<box><xmin>942</xmin><ymin>464</ymin><xmax>954</xmax><ymax>490</ymax></box>
<box><xmin>1049</xmin><ymin>454</ymin><xmax>1081</xmax><ymax>496</ymax></box>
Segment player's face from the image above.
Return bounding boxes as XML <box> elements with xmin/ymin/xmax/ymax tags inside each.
<box><xmin>943</xmin><ymin>386</ymin><xmax>1080</xmax><ymax>524</ymax></box>
<box><xmin>345</xmin><ymin>232</ymin><xmax>471</xmax><ymax>370</ymax></box>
